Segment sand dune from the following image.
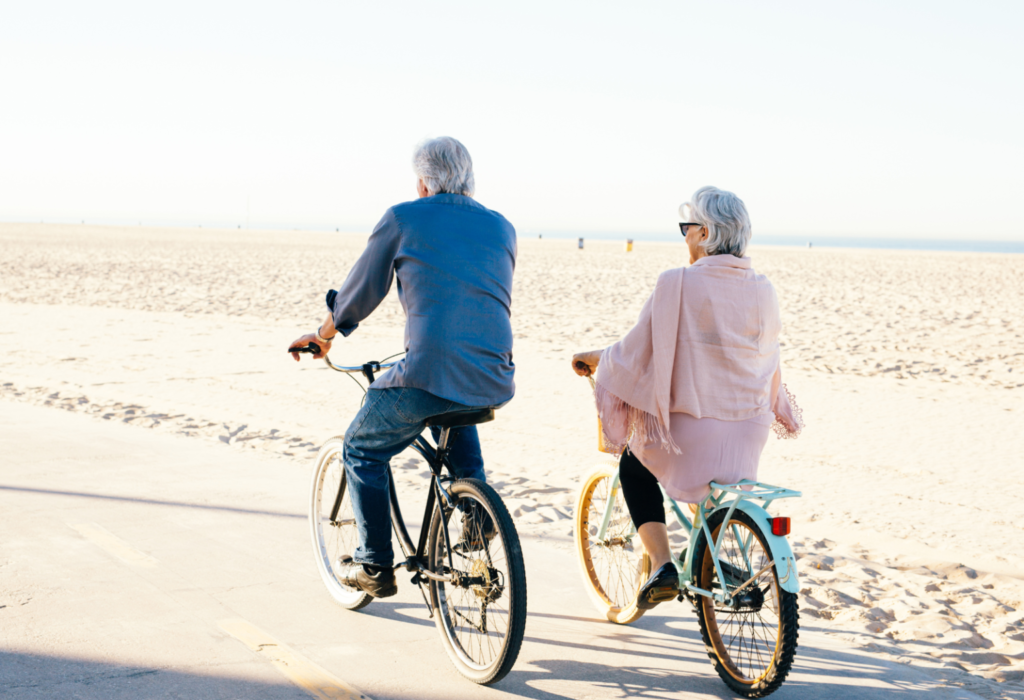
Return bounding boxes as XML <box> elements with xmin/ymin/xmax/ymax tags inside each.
<box><xmin>2</xmin><ymin>222</ymin><xmax>1023</xmax><ymax>698</ymax></box>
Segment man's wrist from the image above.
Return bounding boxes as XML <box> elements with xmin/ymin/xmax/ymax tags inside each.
<box><xmin>315</xmin><ymin>326</ymin><xmax>337</xmax><ymax>345</ymax></box>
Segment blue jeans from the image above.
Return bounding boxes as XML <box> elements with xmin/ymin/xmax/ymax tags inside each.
<box><xmin>343</xmin><ymin>386</ymin><xmax>488</xmax><ymax>567</ymax></box>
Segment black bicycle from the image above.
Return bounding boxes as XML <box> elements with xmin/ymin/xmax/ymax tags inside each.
<box><xmin>304</xmin><ymin>350</ymin><xmax>527</xmax><ymax>684</ymax></box>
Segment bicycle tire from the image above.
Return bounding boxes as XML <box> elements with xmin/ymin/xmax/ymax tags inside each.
<box><xmin>427</xmin><ymin>478</ymin><xmax>527</xmax><ymax>685</ymax></box>
<box><xmin>693</xmin><ymin>508</ymin><xmax>799</xmax><ymax>697</ymax></box>
<box><xmin>309</xmin><ymin>436</ymin><xmax>374</xmax><ymax>611</ymax></box>
<box><xmin>574</xmin><ymin>467</ymin><xmax>651</xmax><ymax>624</ymax></box>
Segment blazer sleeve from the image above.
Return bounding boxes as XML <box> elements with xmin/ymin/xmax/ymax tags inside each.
<box><xmin>329</xmin><ymin>208</ymin><xmax>402</xmax><ymax>337</ymax></box>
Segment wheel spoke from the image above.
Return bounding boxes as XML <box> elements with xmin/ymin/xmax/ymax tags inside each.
<box><xmin>699</xmin><ymin>512</ymin><xmax>796</xmax><ymax>689</ymax></box>
<box><xmin>311</xmin><ymin>446</ymin><xmax>372</xmax><ymax>610</ymax></box>
<box><xmin>579</xmin><ymin>473</ymin><xmax>646</xmax><ymax>612</ymax></box>
<box><xmin>432</xmin><ymin>487</ymin><xmax>520</xmax><ymax>677</ymax></box>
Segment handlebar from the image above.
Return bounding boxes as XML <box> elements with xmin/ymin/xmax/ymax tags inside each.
<box><xmin>321</xmin><ymin>352</ymin><xmax>402</xmax><ymax>390</ymax></box>
<box><xmin>289</xmin><ymin>341</ymin><xmax>403</xmax><ymax>388</ymax></box>
<box><xmin>322</xmin><ymin>356</ymin><xmax>401</xmax><ymax>374</ymax></box>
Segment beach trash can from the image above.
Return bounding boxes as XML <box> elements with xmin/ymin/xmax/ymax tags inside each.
<box><xmin>625</xmin><ymin>239</ymin><xmax>633</xmax><ymax>252</ymax></box>
<box><xmin>578</xmin><ymin>237</ymin><xmax>584</xmax><ymax>249</ymax></box>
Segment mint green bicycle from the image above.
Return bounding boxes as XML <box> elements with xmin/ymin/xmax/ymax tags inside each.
<box><xmin>574</xmin><ymin>459</ymin><xmax>802</xmax><ymax>697</ymax></box>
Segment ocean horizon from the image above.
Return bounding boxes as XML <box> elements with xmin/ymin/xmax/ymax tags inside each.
<box><xmin>530</xmin><ymin>231</ymin><xmax>1024</xmax><ymax>255</ymax></box>
<box><xmin>6</xmin><ymin>219</ymin><xmax>1022</xmax><ymax>255</ymax></box>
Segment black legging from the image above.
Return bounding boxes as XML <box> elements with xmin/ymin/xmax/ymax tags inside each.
<box><xmin>618</xmin><ymin>447</ymin><xmax>665</xmax><ymax>529</ymax></box>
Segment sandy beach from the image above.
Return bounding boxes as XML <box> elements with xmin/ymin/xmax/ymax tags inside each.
<box><xmin>2</xmin><ymin>222</ymin><xmax>1023</xmax><ymax>698</ymax></box>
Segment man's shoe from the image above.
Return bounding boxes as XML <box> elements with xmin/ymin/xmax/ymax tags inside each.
<box><xmin>457</xmin><ymin>506</ymin><xmax>497</xmax><ymax>553</ymax></box>
<box><xmin>336</xmin><ymin>556</ymin><xmax>397</xmax><ymax>598</ymax></box>
<box><xmin>637</xmin><ymin>562</ymin><xmax>680</xmax><ymax>610</ymax></box>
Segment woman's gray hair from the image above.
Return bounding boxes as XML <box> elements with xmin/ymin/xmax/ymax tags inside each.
<box><xmin>680</xmin><ymin>186</ymin><xmax>752</xmax><ymax>257</ymax></box>
<box><xmin>412</xmin><ymin>136</ymin><xmax>475</xmax><ymax>197</ymax></box>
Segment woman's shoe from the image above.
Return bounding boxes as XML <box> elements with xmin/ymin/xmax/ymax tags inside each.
<box><xmin>637</xmin><ymin>562</ymin><xmax>680</xmax><ymax>610</ymax></box>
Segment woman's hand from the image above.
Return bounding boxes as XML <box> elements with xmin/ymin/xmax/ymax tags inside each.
<box><xmin>288</xmin><ymin>333</ymin><xmax>331</xmax><ymax>361</ymax></box>
<box><xmin>571</xmin><ymin>349</ymin><xmax>602</xmax><ymax>377</ymax></box>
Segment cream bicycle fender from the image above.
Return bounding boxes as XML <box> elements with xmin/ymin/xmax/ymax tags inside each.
<box><xmin>700</xmin><ymin>500</ymin><xmax>800</xmax><ymax>595</ymax></box>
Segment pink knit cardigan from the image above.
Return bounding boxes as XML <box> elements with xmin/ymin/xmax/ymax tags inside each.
<box><xmin>594</xmin><ymin>255</ymin><xmax>802</xmax><ymax>454</ymax></box>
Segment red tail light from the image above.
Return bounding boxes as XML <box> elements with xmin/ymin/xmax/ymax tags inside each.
<box><xmin>770</xmin><ymin>517</ymin><xmax>791</xmax><ymax>536</ymax></box>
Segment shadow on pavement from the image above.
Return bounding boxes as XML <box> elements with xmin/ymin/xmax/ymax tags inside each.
<box><xmin>0</xmin><ymin>645</ymin><xmax>971</xmax><ymax>700</ymax></box>
<box><xmin>0</xmin><ymin>650</ymin><xmax>310</xmax><ymax>700</ymax></box>
<box><xmin>326</xmin><ymin>600</ymin><xmax>957</xmax><ymax>699</ymax></box>
<box><xmin>497</xmin><ymin>657</ymin><xmax>955</xmax><ymax>700</ymax></box>
<box><xmin>0</xmin><ymin>484</ymin><xmax>303</xmax><ymax>519</ymax></box>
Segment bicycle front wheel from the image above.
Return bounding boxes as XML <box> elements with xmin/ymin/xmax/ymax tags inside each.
<box><xmin>694</xmin><ymin>508</ymin><xmax>799</xmax><ymax>698</ymax></box>
<box><xmin>309</xmin><ymin>436</ymin><xmax>373</xmax><ymax>611</ymax></box>
<box><xmin>427</xmin><ymin>478</ymin><xmax>527</xmax><ymax>685</ymax></box>
<box><xmin>574</xmin><ymin>467</ymin><xmax>650</xmax><ymax>624</ymax></box>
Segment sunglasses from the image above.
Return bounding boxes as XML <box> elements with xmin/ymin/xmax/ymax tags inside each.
<box><xmin>678</xmin><ymin>222</ymin><xmax>704</xmax><ymax>235</ymax></box>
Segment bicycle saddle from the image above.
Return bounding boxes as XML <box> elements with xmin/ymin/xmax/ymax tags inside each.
<box><xmin>425</xmin><ymin>408</ymin><xmax>495</xmax><ymax>429</ymax></box>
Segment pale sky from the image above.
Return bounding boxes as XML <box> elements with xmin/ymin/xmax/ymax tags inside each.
<box><xmin>2</xmin><ymin>1</ymin><xmax>1022</xmax><ymax>239</ymax></box>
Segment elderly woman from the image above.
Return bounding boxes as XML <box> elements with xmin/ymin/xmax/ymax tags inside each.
<box><xmin>572</xmin><ymin>186</ymin><xmax>802</xmax><ymax>609</ymax></box>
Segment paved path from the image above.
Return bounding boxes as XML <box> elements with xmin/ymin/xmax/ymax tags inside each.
<box><xmin>0</xmin><ymin>402</ymin><xmax>982</xmax><ymax>699</ymax></box>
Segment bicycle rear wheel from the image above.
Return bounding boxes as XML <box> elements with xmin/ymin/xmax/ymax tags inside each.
<box><xmin>427</xmin><ymin>478</ymin><xmax>526</xmax><ymax>685</ymax></box>
<box><xmin>694</xmin><ymin>509</ymin><xmax>798</xmax><ymax>698</ymax></box>
<box><xmin>309</xmin><ymin>436</ymin><xmax>373</xmax><ymax>611</ymax></box>
<box><xmin>574</xmin><ymin>467</ymin><xmax>650</xmax><ymax>624</ymax></box>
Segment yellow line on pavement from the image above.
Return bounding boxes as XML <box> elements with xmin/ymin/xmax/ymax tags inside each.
<box><xmin>68</xmin><ymin>522</ymin><xmax>158</xmax><ymax>567</ymax></box>
<box><xmin>219</xmin><ymin>618</ymin><xmax>371</xmax><ymax>700</ymax></box>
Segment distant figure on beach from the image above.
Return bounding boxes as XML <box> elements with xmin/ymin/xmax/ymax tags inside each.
<box><xmin>571</xmin><ymin>186</ymin><xmax>802</xmax><ymax>609</ymax></box>
<box><xmin>288</xmin><ymin>136</ymin><xmax>517</xmax><ymax>598</ymax></box>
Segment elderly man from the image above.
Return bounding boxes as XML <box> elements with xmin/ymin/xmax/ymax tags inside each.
<box><xmin>289</xmin><ymin>137</ymin><xmax>516</xmax><ymax>598</ymax></box>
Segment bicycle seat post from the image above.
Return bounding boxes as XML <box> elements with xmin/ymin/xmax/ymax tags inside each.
<box><xmin>435</xmin><ymin>427</ymin><xmax>452</xmax><ymax>461</ymax></box>
<box><xmin>423</xmin><ymin>407</ymin><xmax>495</xmax><ymax>466</ymax></box>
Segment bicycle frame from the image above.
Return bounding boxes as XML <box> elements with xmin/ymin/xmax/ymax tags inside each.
<box><xmin>321</xmin><ymin>353</ymin><xmax>468</xmax><ymax>617</ymax></box>
<box><xmin>595</xmin><ymin>472</ymin><xmax>802</xmax><ymax>603</ymax></box>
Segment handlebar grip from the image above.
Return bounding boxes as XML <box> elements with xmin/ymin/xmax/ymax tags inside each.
<box><xmin>289</xmin><ymin>342</ymin><xmax>322</xmax><ymax>355</ymax></box>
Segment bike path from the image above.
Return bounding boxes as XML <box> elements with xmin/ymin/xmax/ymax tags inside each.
<box><xmin>0</xmin><ymin>401</ymin><xmax>982</xmax><ymax>700</ymax></box>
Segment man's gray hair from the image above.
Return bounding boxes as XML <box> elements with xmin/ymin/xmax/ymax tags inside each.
<box><xmin>412</xmin><ymin>136</ymin><xmax>475</xmax><ymax>197</ymax></box>
<box><xmin>680</xmin><ymin>186</ymin><xmax>752</xmax><ymax>257</ymax></box>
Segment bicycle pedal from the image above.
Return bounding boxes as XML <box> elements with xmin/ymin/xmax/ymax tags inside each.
<box><xmin>648</xmin><ymin>587</ymin><xmax>678</xmax><ymax>603</ymax></box>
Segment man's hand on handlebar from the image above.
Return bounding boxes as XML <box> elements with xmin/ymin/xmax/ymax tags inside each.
<box><xmin>289</xmin><ymin>333</ymin><xmax>330</xmax><ymax>361</ymax></box>
<box><xmin>290</xmin><ymin>313</ymin><xmax>340</xmax><ymax>362</ymax></box>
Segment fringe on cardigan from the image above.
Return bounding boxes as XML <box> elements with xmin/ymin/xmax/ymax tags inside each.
<box><xmin>593</xmin><ymin>380</ymin><xmax>682</xmax><ymax>456</ymax></box>
<box><xmin>771</xmin><ymin>383</ymin><xmax>805</xmax><ymax>440</ymax></box>
<box><xmin>594</xmin><ymin>379</ymin><xmax>803</xmax><ymax>450</ymax></box>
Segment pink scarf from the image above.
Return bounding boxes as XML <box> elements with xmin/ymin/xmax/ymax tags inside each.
<box><xmin>594</xmin><ymin>255</ymin><xmax>802</xmax><ymax>454</ymax></box>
